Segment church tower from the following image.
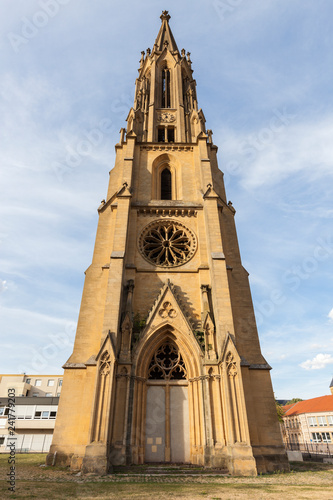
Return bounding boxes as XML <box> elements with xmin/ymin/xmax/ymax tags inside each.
<box><xmin>47</xmin><ymin>11</ymin><xmax>289</xmax><ymax>475</ymax></box>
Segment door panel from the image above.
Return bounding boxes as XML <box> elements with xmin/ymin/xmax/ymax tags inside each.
<box><xmin>145</xmin><ymin>386</ymin><xmax>165</xmax><ymax>462</ymax></box>
<box><xmin>170</xmin><ymin>386</ymin><xmax>190</xmax><ymax>463</ymax></box>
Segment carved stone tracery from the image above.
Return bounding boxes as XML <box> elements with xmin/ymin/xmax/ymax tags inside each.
<box><xmin>99</xmin><ymin>351</ymin><xmax>111</xmax><ymax>376</ymax></box>
<box><xmin>159</xmin><ymin>301</ymin><xmax>177</xmax><ymax>319</ymax></box>
<box><xmin>148</xmin><ymin>341</ymin><xmax>187</xmax><ymax>380</ymax></box>
<box><xmin>157</xmin><ymin>112</ymin><xmax>176</xmax><ymax>123</ymax></box>
<box><xmin>226</xmin><ymin>352</ymin><xmax>237</xmax><ymax>377</ymax></box>
<box><xmin>139</xmin><ymin>219</ymin><xmax>197</xmax><ymax>267</ymax></box>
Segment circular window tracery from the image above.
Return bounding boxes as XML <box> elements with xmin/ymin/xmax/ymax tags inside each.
<box><xmin>139</xmin><ymin>220</ymin><xmax>197</xmax><ymax>267</ymax></box>
<box><xmin>148</xmin><ymin>341</ymin><xmax>187</xmax><ymax>380</ymax></box>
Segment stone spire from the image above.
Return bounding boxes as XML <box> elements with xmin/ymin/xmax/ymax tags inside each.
<box><xmin>154</xmin><ymin>10</ymin><xmax>179</xmax><ymax>53</ymax></box>
<box><xmin>128</xmin><ymin>11</ymin><xmax>205</xmax><ymax>144</ymax></box>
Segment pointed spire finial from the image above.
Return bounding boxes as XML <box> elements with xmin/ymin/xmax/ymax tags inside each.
<box><xmin>160</xmin><ymin>10</ymin><xmax>171</xmax><ymax>22</ymax></box>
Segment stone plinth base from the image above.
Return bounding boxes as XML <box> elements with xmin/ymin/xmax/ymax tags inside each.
<box><xmin>82</xmin><ymin>443</ymin><xmax>112</xmax><ymax>475</ymax></box>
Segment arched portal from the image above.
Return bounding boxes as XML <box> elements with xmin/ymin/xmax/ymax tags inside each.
<box><xmin>145</xmin><ymin>340</ymin><xmax>190</xmax><ymax>463</ymax></box>
<box><xmin>132</xmin><ymin>327</ymin><xmax>203</xmax><ymax>465</ymax></box>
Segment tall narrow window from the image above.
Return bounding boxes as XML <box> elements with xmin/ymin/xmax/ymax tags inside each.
<box><xmin>166</xmin><ymin>70</ymin><xmax>171</xmax><ymax>108</ymax></box>
<box><xmin>162</xmin><ymin>70</ymin><xmax>166</xmax><ymax>108</ymax></box>
<box><xmin>161</xmin><ymin>69</ymin><xmax>171</xmax><ymax>108</ymax></box>
<box><xmin>161</xmin><ymin>168</ymin><xmax>172</xmax><ymax>200</ymax></box>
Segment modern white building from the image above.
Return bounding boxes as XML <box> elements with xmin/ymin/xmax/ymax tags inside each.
<box><xmin>0</xmin><ymin>374</ymin><xmax>63</xmax><ymax>453</ymax></box>
<box><xmin>281</xmin><ymin>382</ymin><xmax>333</xmax><ymax>454</ymax></box>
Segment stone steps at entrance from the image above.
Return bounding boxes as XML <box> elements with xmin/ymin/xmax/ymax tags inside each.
<box><xmin>113</xmin><ymin>464</ymin><xmax>229</xmax><ymax>476</ymax></box>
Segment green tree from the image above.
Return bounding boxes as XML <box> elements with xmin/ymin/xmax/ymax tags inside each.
<box><xmin>276</xmin><ymin>400</ymin><xmax>285</xmax><ymax>423</ymax></box>
<box><xmin>286</xmin><ymin>398</ymin><xmax>303</xmax><ymax>405</ymax></box>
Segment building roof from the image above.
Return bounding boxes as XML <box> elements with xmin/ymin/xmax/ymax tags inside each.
<box><xmin>284</xmin><ymin>395</ymin><xmax>333</xmax><ymax>416</ymax></box>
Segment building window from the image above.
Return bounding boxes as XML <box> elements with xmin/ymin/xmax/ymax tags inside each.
<box><xmin>35</xmin><ymin>380</ymin><xmax>41</xmax><ymax>387</ymax></box>
<box><xmin>162</xmin><ymin>68</ymin><xmax>171</xmax><ymax>108</ymax></box>
<box><xmin>45</xmin><ymin>393</ymin><xmax>52</xmax><ymax>397</ymax></box>
<box><xmin>47</xmin><ymin>380</ymin><xmax>54</xmax><ymax>387</ymax></box>
<box><xmin>0</xmin><ymin>437</ymin><xmax>5</xmax><ymax>445</ymax></box>
<box><xmin>58</xmin><ymin>380</ymin><xmax>63</xmax><ymax>387</ymax></box>
<box><xmin>139</xmin><ymin>220</ymin><xmax>197</xmax><ymax>268</ymax></box>
<box><xmin>308</xmin><ymin>417</ymin><xmax>316</xmax><ymax>427</ymax></box>
<box><xmin>0</xmin><ymin>407</ymin><xmax>4</xmax><ymax>416</ymax></box>
<box><xmin>161</xmin><ymin>168</ymin><xmax>172</xmax><ymax>200</ymax></box>
<box><xmin>42</xmin><ymin>411</ymin><xmax>49</xmax><ymax>419</ymax></box>
<box><xmin>327</xmin><ymin>416</ymin><xmax>333</xmax><ymax>425</ymax></box>
<box><xmin>26</xmin><ymin>378</ymin><xmax>31</xmax><ymax>384</ymax></box>
<box><xmin>50</xmin><ymin>411</ymin><xmax>57</xmax><ymax>419</ymax></box>
<box><xmin>56</xmin><ymin>393</ymin><xmax>61</xmax><ymax>397</ymax></box>
<box><xmin>317</xmin><ymin>416</ymin><xmax>327</xmax><ymax>426</ymax></box>
<box><xmin>34</xmin><ymin>411</ymin><xmax>41</xmax><ymax>419</ymax></box>
<box><xmin>312</xmin><ymin>432</ymin><xmax>321</xmax><ymax>443</ymax></box>
<box><xmin>322</xmin><ymin>432</ymin><xmax>331</xmax><ymax>443</ymax></box>
<box><xmin>148</xmin><ymin>341</ymin><xmax>187</xmax><ymax>380</ymax></box>
<box><xmin>32</xmin><ymin>393</ymin><xmax>38</xmax><ymax>397</ymax></box>
<box><xmin>25</xmin><ymin>408</ymin><xmax>34</xmax><ymax>419</ymax></box>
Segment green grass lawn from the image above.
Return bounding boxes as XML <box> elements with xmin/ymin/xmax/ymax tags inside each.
<box><xmin>1</xmin><ymin>454</ymin><xmax>333</xmax><ymax>499</ymax></box>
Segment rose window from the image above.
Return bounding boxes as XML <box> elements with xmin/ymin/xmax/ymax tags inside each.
<box><xmin>139</xmin><ymin>220</ymin><xmax>196</xmax><ymax>267</ymax></box>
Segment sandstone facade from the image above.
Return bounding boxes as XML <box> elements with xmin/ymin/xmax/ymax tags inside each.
<box><xmin>47</xmin><ymin>11</ymin><xmax>289</xmax><ymax>475</ymax></box>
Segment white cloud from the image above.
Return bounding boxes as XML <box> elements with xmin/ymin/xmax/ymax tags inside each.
<box><xmin>218</xmin><ymin>115</ymin><xmax>333</xmax><ymax>191</ymax></box>
<box><xmin>300</xmin><ymin>353</ymin><xmax>333</xmax><ymax>370</ymax></box>
<box><xmin>328</xmin><ymin>309</ymin><xmax>333</xmax><ymax>321</ymax></box>
<box><xmin>0</xmin><ymin>279</ymin><xmax>8</xmax><ymax>293</ymax></box>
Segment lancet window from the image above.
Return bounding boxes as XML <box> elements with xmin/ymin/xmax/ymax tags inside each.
<box><xmin>161</xmin><ymin>168</ymin><xmax>172</xmax><ymax>200</ymax></box>
<box><xmin>162</xmin><ymin>68</ymin><xmax>171</xmax><ymax>108</ymax></box>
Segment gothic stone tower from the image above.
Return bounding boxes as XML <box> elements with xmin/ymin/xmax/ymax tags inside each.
<box><xmin>47</xmin><ymin>11</ymin><xmax>289</xmax><ymax>476</ymax></box>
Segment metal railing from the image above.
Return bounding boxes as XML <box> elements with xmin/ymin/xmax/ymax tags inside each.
<box><xmin>286</xmin><ymin>442</ymin><xmax>333</xmax><ymax>458</ymax></box>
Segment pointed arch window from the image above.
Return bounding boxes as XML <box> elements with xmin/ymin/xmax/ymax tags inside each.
<box><xmin>162</xmin><ymin>69</ymin><xmax>171</xmax><ymax>108</ymax></box>
<box><xmin>148</xmin><ymin>341</ymin><xmax>187</xmax><ymax>380</ymax></box>
<box><xmin>161</xmin><ymin>168</ymin><xmax>172</xmax><ymax>200</ymax></box>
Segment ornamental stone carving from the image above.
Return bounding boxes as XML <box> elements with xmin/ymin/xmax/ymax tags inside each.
<box><xmin>226</xmin><ymin>352</ymin><xmax>237</xmax><ymax>378</ymax></box>
<box><xmin>99</xmin><ymin>351</ymin><xmax>111</xmax><ymax>376</ymax></box>
<box><xmin>157</xmin><ymin>112</ymin><xmax>176</xmax><ymax>123</ymax></box>
<box><xmin>159</xmin><ymin>301</ymin><xmax>177</xmax><ymax>319</ymax></box>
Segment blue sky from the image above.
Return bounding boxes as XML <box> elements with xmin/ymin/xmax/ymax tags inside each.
<box><xmin>0</xmin><ymin>0</ymin><xmax>332</xmax><ymax>400</ymax></box>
